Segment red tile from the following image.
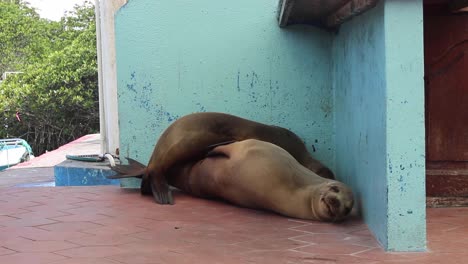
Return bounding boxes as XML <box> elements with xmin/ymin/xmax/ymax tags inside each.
<box><xmin>297</xmin><ymin>242</ymin><xmax>370</xmax><ymax>255</ymax></box>
<box><xmin>0</xmin><ymin>252</ymin><xmax>67</xmax><ymax>264</ymax></box>
<box><xmin>353</xmin><ymin>248</ymin><xmax>428</xmax><ymax>262</ymax></box>
<box><xmin>114</xmin><ymin>240</ymin><xmax>197</xmax><ymax>257</ymax></box>
<box><xmin>3</xmin><ymin>200</ymin><xmax>43</xmax><ymax>209</ymax></box>
<box><xmin>235</xmin><ymin>237</ymin><xmax>308</xmax><ymax>251</ymax></box>
<box><xmin>55</xmin><ymin>246</ymin><xmax>128</xmax><ymax>258</ymax></box>
<box><xmin>1</xmin><ymin>217</ymin><xmax>57</xmax><ymax>227</ymax></box>
<box><xmin>175</xmin><ymin>228</ymin><xmax>254</xmax><ymax>246</ymax></box>
<box><xmin>1</xmin><ymin>237</ymin><xmax>78</xmax><ymax>252</ymax></box>
<box><xmin>0</xmin><ymin>215</ymin><xmax>18</xmax><ymax>222</ymax></box>
<box><xmin>159</xmin><ymin>245</ymin><xmax>247</xmax><ymax>264</ymax></box>
<box><xmin>200</xmin><ymin>211</ymin><xmax>260</xmax><ymax>225</ymax></box>
<box><xmin>82</xmin><ymin>224</ymin><xmax>148</xmax><ymax>236</ymax></box>
<box><xmin>39</xmin><ymin>221</ymin><xmax>103</xmax><ymax>232</ymax></box>
<box><xmin>67</xmin><ymin>234</ymin><xmax>143</xmax><ymax>246</ymax></box>
<box><xmin>213</xmin><ymin>220</ymin><xmax>304</xmax><ymax>240</ymax></box>
<box><xmin>11</xmin><ymin>209</ymin><xmax>70</xmax><ymax>219</ymax></box>
<box><xmin>324</xmin><ymin>255</ymin><xmax>381</xmax><ymax>264</ymax></box>
<box><xmin>90</xmin><ymin>215</ymin><xmax>157</xmax><ymax>228</ymax></box>
<box><xmin>106</xmin><ymin>252</ymin><xmax>165</xmax><ymax>264</ymax></box>
<box><xmin>23</xmin><ymin>229</ymin><xmax>91</xmax><ymax>241</ymax></box>
<box><xmin>50</xmin><ymin>213</ymin><xmax>111</xmax><ymax>222</ymax></box>
<box><xmin>27</xmin><ymin>203</ymin><xmax>80</xmax><ymax>211</ymax></box>
<box><xmin>128</xmin><ymin>228</ymin><xmax>210</xmax><ymax>250</ymax></box>
<box><xmin>0</xmin><ymin>207</ymin><xmax>31</xmax><ymax>216</ymax></box>
<box><xmin>1</xmin><ymin>186</ymin><xmax>468</xmax><ymax>263</ymax></box>
<box><xmin>0</xmin><ymin>226</ymin><xmax>32</xmax><ymax>240</ymax></box>
<box><xmin>293</xmin><ymin>233</ymin><xmax>379</xmax><ymax>248</ymax></box>
<box><xmin>0</xmin><ymin>246</ymin><xmax>16</xmax><ymax>256</ymax></box>
<box><xmin>291</xmin><ymin>221</ymin><xmax>368</xmax><ymax>234</ymax></box>
<box><xmin>427</xmin><ymin>239</ymin><xmax>468</xmax><ymax>253</ymax></box>
<box><xmin>381</xmin><ymin>253</ymin><xmax>468</xmax><ymax>264</ymax></box>
<box><xmin>48</xmin><ymin>258</ymin><xmax>121</xmax><ymax>264</ymax></box>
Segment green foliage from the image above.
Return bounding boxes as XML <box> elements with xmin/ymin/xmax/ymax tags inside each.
<box><xmin>0</xmin><ymin>0</ymin><xmax>99</xmax><ymax>155</ymax></box>
<box><xmin>0</xmin><ymin>0</ymin><xmax>62</xmax><ymax>73</ymax></box>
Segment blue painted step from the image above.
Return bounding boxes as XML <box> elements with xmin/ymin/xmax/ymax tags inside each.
<box><xmin>54</xmin><ymin>160</ymin><xmax>120</xmax><ymax>186</ymax></box>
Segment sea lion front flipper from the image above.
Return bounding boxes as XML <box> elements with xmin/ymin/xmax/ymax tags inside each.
<box><xmin>150</xmin><ymin>177</ymin><xmax>174</xmax><ymax>205</ymax></box>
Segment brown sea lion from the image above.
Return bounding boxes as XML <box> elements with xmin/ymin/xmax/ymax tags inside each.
<box><xmin>166</xmin><ymin>139</ymin><xmax>353</xmax><ymax>221</ymax></box>
<box><xmin>110</xmin><ymin>112</ymin><xmax>334</xmax><ymax>205</ymax></box>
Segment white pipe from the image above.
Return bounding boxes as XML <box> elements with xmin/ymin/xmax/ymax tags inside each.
<box><xmin>103</xmin><ymin>153</ymin><xmax>116</xmax><ymax>167</ymax></box>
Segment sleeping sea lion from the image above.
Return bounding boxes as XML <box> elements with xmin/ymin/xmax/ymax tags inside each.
<box><xmin>151</xmin><ymin>139</ymin><xmax>354</xmax><ymax>221</ymax></box>
<box><xmin>109</xmin><ymin>112</ymin><xmax>334</xmax><ymax>205</ymax></box>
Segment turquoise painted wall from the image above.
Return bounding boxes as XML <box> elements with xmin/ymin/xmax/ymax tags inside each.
<box><xmin>333</xmin><ymin>0</ymin><xmax>426</xmax><ymax>251</ymax></box>
<box><xmin>384</xmin><ymin>0</ymin><xmax>425</xmax><ymax>252</ymax></box>
<box><xmin>115</xmin><ymin>0</ymin><xmax>334</xmax><ymax>168</ymax></box>
<box><xmin>115</xmin><ymin>0</ymin><xmax>426</xmax><ymax>252</ymax></box>
<box><xmin>332</xmin><ymin>0</ymin><xmax>388</xmax><ymax>249</ymax></box>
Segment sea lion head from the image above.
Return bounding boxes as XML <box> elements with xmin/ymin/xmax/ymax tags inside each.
<box><xmin>312</xmin><ymin>181</ymin><xmax>354</xmax><ymax>222</ymax></box>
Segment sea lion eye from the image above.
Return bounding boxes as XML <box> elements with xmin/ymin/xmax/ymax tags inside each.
<box><xmin>330</xmin><ymin>186</ymin><xmax>340</xmax><ymax>193</ymax></box>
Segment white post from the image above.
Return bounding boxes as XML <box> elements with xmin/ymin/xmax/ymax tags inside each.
<box><xmin>96</xmin><ymin>0</ymin><xmax>127</xmax><ymax>155</ymax></box>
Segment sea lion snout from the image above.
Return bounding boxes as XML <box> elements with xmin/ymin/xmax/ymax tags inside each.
<box><xmin>316</xmin><ymin>181</ymin><xmax>354</xmax><ymax>222</ymax></box>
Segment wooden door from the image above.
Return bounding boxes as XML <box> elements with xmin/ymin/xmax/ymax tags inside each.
<box><xmin>424</xmin><ymin>6</ymin><xmax>468</xmax><ymax>206</ymax></box>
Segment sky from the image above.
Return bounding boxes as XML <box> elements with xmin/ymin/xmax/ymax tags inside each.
<box><xmin>26</xmin><ymin>0</ymin><xmax>88</xmax><ymax>21</ymax></box>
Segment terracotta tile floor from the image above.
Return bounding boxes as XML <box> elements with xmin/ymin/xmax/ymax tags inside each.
<box><xmin>1</xmin><ymin>186</ymin><xmax>467</xmax><ymax>264</ymax></box>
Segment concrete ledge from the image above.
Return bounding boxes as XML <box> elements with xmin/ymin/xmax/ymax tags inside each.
<box><xmin>54</xmin><ymin>159</ymin><xmax>120</xmax><ymax>186</ymax></box>
<box><xmin>119</xmin><ymin>177</ymin><xmax>141</xmax><ymax>189</ymax></box>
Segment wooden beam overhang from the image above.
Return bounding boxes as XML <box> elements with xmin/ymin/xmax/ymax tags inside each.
<box><xmin>278</xmin><ymin>0</ymin><xmax>379</xmax><ymax>30</ymax></box>
<box><xmin>449</xmin><ymin>0</ymin><xmax>468</xmax><ymax>12</ymax></box>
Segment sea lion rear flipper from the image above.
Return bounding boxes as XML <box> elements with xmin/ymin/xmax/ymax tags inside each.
<box><xmin>150</xmin><ymin>177</ymin><xmax>174</xmax><ymax>205</ymax></box>
<box><xmin>126</xmin><ymin>157</ymin><xmax>146</xmax><ymax>169</ymax></box>
<box><xmin>107</xmin><ymin>157</ymin><xmax>147</xmax><ymax>179</ymax></box>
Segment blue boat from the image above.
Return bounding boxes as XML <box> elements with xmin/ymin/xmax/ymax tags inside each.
<box><xmin>0</xmin><ymin>138</ymin><xmax>35</xmax><ymax>171</ymax></box>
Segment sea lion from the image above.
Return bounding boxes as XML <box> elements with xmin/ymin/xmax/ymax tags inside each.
<box><xmin>165</xmin><ymin>139</ymin><xmax>354</xmax><ymax>221</ymax></box>
<box><xmin>110</xmin><ymin>112</ymin><xmax>334</xmax><ymax>205</ymax></box>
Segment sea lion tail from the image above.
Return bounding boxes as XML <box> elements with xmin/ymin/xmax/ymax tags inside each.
<box><xmin>107</xmin><ymin>157</ymin><xmax>147</xmax><ymax>179</ymax></box>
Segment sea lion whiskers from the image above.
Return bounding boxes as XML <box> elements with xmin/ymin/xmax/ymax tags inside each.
<box><xmin>314</xmin><ymin>181</ymin><xmax>354</xmax><ymax>222</ymax></box>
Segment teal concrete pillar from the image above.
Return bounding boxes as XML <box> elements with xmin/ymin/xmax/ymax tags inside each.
<box><xmin>333</xmin><ymin>0</ymin><xmax>426</xmax><ymax>251</ymax></box>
